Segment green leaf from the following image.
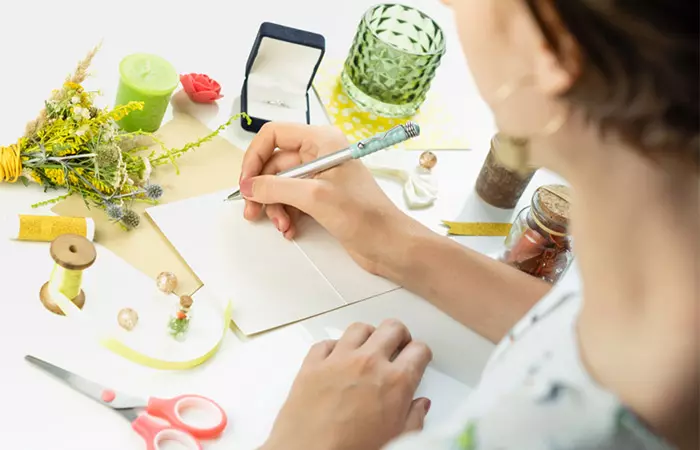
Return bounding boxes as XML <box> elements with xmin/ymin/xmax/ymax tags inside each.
<box><xmin>19</xmin><ymin>176</ymin><xmax>29</xmax><ymax>187</ymax></box>
<box><xmin>456</xmin><ymin>423</ymin><xmax>477</xmax><ymax>450</ymax></box>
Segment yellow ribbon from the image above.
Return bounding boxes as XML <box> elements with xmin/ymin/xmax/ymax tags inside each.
<box><xmin>442</xmin><ymin>220</ymin><xmax>512</xmax><ymax>236</ymax></box>
<box><xmin>48</xmin><ymin>283</ymin><xmax>232</xmax><ymax>370</ymax></box>
<box><xmin>0</xmin><ymin>143</ymin><xmax>22</xmax><ymax>183</ymax></box>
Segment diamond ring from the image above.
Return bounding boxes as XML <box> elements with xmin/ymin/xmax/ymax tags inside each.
<box><xmin>265</xmin><ymin>100</ymin><xmax>289</xmax><ymax>108</ymax></box>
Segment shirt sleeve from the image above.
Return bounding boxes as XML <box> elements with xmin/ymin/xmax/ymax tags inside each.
<box><xmin>383</xmin><ymin>380</ymin><xmax>668</xmax><ymax>450</ymax></box>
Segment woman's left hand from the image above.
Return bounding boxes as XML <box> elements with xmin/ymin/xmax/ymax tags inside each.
<box><xmin>261</xmin><ymin>320</ymin><xmax>433</xmax><ymax>450</ymax></box>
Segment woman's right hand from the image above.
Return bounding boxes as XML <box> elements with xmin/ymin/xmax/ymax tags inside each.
<box><xmin>238</xmin><ymin>122</ymin><xmax>414</xmax><ymax>275</ymax></box>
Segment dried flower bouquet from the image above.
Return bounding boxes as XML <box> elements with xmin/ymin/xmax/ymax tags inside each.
<box><xmin>0</xmin><ymin>43</ymin><xmax>249</xmax><ymax>230</ymax></box>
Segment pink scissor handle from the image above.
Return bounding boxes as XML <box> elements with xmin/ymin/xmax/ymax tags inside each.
<box><xmin>132</xmin><ymin>415</ymin><xmax>202</xmax><ymax>450</ymax></box>
<box><xmin>146</xmin><ymin>395</ymin><xmax>228</xmax><ymax>440</ymax></box>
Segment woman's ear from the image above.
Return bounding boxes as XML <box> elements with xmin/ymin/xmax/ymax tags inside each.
<box><xmin>533</xmin><ymin>44</ymin><xmax>576</xmax><ymax>95</ymax></box>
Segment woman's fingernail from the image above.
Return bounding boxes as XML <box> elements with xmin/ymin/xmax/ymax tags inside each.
<box><xmin>424</xmin><ymin>399</ymin><xmax>432</xmax><ymax>413</ymax></box>
<box><xmin>272</xmin><ymin>218</ymin><xmax>280</xmax><ymax>231</ymax></box>
<box><xmin>240</xmin><ymin>178</ymin><xmax>254</xmax><ymax>197</ymax></box>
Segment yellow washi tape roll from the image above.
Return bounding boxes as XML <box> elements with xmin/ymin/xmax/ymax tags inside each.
<box><xmin>6</xmin><ymin>215</ymin><xmax>95</xmax><ymax>242</ymax></box>
<box><xmin>442</xmin><ymin>220</ymin><xmax>512</xmax><ymax>236</ymax></box>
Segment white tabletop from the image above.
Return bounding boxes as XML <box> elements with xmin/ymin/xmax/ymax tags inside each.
<box><xmin>0</xmin><ymin>1</ymin><xmax>566</xmax><ymax>448</ymax></box>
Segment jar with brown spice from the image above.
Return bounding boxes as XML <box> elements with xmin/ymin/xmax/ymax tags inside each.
<box><xmin>475</xmin><ymin>133</ymin><xmax>537</xmax><ymax>209</ymax></box>
<box><xmin>499</xmin><ymin>184</ymin><xmax>573</xmax><ymax>284</ymax></box>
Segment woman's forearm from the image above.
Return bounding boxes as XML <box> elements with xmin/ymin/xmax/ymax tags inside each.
<box><xmin>380</xmin><ymin>220</ymin><xmax>551</xmax><ymax>343</ymax></box>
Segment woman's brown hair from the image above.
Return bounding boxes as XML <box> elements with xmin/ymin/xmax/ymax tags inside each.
<box><xmin>525</xmin><ymin>0</ymin><xmax>699</xmax><ymax>164</ymax></box>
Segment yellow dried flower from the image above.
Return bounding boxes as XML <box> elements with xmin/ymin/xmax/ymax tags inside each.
<box><xmin>67</xmin><ymin>167</ymin><xmax>87</xmax><ymax>185</ymax></box>
<box><xmin>64</xmin><ymin>82</ymin><xmax>83</xmax><ymax>92</ymax></box>
<box><xmin>89</xmin><ymin>176</ymin><xmax>115</xmax><ymax>194</ymax></box>
<box><xmin>103</xmin><ymin>102</ymin><xmax>144</xmax><ymax>123</ymax></box>
<box><xmin>55</xmin><ymin>144</ymin><xmax>81</xmax><ymax>157</ymax></box>
<box><xmin>44</xmin><ymin>168</ymin><xmax>66</xmax><ymax>186</ymax></box>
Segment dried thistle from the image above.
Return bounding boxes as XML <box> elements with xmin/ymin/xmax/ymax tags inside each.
<box><xmin>121</xmin><ymin>209</ymin><xmax>140</xmax><ymax>229</ymax></box>
<box><xmin>144</xmin><ymin>183</ymin><xmax>164</xmax><ymax>200</ymax></box>
<box><xmin>105</xmin><ymin>202</ymin><xmax>125</xmax><ymax>221</ymax></box>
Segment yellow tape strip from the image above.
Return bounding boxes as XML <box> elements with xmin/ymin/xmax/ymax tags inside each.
<box><xmin>442</xmin><ymin>221</ymin><xmax>512</xmax><ymax>236</ymax></box>
<box><xmin>49</xmin><ymin>285</ymin><xmax>231</xmax><ymax>370</ymax></box>
<box><xmin>18</xmin><ymin>215</ymin><xmax>88</xmax><ymax>242</ymax></box>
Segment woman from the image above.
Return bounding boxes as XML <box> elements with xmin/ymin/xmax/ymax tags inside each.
<box><xmin>241</xmin><ymin>1</ymin><xmax>698</xmax><ymax>449</ymax></box>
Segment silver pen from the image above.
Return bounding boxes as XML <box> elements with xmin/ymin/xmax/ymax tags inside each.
<box><xmin>226</xmin><ymin>121</ymin><xmax>420</xmax><ymax>201</ymax></box>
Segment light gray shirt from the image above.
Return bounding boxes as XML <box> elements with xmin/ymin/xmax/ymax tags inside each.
<box><xmin>385</xmin><ymin>268</ymin><xmax>672</xmax><ymax>450</ymax></box>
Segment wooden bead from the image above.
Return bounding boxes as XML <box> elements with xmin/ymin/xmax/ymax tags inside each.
<box><xmin>419</xmin><ymin>151</ymin><xmax>437</xmax><ymax>170</ymax></box>
<box><xmin>117</xmin><ymin>308</ymin><xmax>138</xmax><ymax>331</ymax></box>
<box><xmin>156</xmin><ymin>271</ymin><xmax>178</xmax><ymax>294</ymax></box>
<box><xmin>179</xmin><ymin>295</ymin><xmax>193</xmax><ymax>309</ymax></box>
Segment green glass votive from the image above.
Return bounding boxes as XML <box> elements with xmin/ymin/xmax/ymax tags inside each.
<box><xmin>115</xmin><ymin>53</ymin><xmax>179</xmax><ymax>132</ymax></box>
<box><xmin>341</xmin><ymin>3</ymin><xmax>446</xmax><ymax>118</ymax></box>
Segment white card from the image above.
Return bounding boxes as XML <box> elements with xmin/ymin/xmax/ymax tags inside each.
<box><xmin>147</xmin><ymin>189</ymin><xmax>399</xmax><ymax>335</ymax></box>
<box><xmin>293</xmin><ymin>216</ymin><xmax>400</xmax><ymax>303</ymax></box>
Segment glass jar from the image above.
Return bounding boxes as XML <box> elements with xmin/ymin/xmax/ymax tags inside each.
<box><xmin>475</xmin><ymin>134</ymin><xmax>537</xmax><ymax>209</ymax></box>
<box><xmin>499</xmin><ymin>184</ymin><xmax>573</xmax><ymax>283</ymax></box>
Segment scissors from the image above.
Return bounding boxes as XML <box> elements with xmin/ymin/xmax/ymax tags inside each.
<box><xmin>25</xmin><ymin>355</ymin><xmax>228</xmax><ymax>450</ymax></box>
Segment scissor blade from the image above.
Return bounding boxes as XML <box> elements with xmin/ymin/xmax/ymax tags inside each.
<box><xmin>24</xmin><ymin>355</ymin><xmax>144</xmax><ymax>410</ymax></box>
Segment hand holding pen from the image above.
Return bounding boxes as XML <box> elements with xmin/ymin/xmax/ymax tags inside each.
<box><xmin>227</xmin><ymin>122</ymin><xmax>419</xmax><ymax>200</ymax></box>
<box><xmin>234</xmin><ymin>122</ymin><xmax>420</xmax><ymax>242</ymax></box>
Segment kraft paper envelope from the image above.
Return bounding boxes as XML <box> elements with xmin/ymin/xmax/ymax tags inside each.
<box><xmin>147</xmin><ymin>190</ymin><xmax>400</xmax><ymax>335</ymax></box>
<box><xmin>52</xmin><ymin>112</ymin><xmax>245</xmax><ymax>296</ymax></box>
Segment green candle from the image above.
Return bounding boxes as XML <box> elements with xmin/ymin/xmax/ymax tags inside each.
<box><xmin>115</xmin><ymin>53</ymin><xmax>179</xmax><ymax>132</ymax></box>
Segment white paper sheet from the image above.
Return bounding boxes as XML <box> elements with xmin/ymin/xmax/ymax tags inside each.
<box><xmin>147</xmin><ymin>189</ymin><xmax>400</xmax><ymax>335</ymax></box>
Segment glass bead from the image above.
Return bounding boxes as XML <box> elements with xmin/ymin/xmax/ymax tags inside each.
<box><xmin>156</xmin><ymin>271</ymin><xmax>178</xmax><ymax>294</ymax></box>
<box><xmin>179</xmin><ymin>295</ymin><xmax>193</xmax><ymax>309</ymax></box>
<box><xmin>419</xmin><ymin>151</ymin><xmax>437</xmax><ymax>170</ymax></box>
<box><xmin>117</xmin><ymin>308</ymin><xmax>138</xmax><ymax>331</ymax></box>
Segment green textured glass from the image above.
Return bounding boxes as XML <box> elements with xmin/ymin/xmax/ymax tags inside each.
<box><xmin>341</xmin><ymin>3</ymin><xmax>446</xmax><ymax>118</ymax></box>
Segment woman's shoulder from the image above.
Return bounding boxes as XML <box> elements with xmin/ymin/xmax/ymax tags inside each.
<box><xmin>386</xmin><ymin>380</ymin><xmax>672</xmax><ymax>449</ymax></box>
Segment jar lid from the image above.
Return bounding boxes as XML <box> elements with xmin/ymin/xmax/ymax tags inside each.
<box><xmin>532</xmin><ymin>184</ymin><xmax>571</xmax><ymax>231</ymax></box>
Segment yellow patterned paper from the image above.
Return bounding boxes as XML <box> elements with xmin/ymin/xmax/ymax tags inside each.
<box><xmin>313</xmin><ymin>59</ymin><xmax>470</xmax><ymax>150</ymax></box>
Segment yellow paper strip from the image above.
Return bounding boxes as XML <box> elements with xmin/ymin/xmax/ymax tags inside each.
<box><xmin>442</xmin><ymin>221</ymin><xmax>512</xmax><ymax>236</ymax></box>
<box><xmin>49</xmin><ymin>284</ymin><xmax>231</xmax><ymax>370</ymax></box>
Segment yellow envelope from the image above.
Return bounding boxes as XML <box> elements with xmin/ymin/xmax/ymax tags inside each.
<box><xmin>52</xmin><ymin>111</ymin><xmax>245</xmax><ymax>296</ymax></box>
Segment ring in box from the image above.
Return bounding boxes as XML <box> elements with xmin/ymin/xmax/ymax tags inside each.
<box><xmin>241</xmin><ymin>22</ymin><xmax>326</xmax><ymax>132</ymax></box>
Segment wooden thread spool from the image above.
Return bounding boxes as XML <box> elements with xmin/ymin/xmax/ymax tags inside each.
<box><xmin>39</xmin><ymin>234</ymin><xmax>96</xmax><ymax>315</ymax></box>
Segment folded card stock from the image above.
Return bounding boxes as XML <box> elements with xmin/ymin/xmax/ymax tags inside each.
<box><xmin>147</xmin><ymin>191</ymin><xmax>399</xmax><ymax>335</ymax></box>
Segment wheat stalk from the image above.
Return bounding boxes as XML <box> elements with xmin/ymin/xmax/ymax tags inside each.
<box><xmin>66</xmin><ymin>40</ymin><xmax>102</xmax><ymax>85</ymax></box>
<box><xmin>24</xmin><ymin>41</ymin><xmax>103</xmax><ymax>138</ymax></box>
